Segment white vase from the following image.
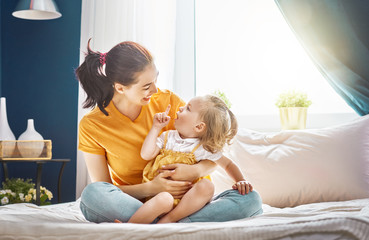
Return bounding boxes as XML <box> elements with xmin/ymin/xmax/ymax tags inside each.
<box><xmin>279</xmin><ymin>107</ymin><xmax>308</xmax><ymax>130</ymax></box>
<box><xmin>18</xmin><ymin>119</ymin><xmax>45</xmax><ymax>158</ymax></box>
<box><xmin>0</xmin><ymin>97</ymin><xmax>16</xmax><ymax>157</ymax></box>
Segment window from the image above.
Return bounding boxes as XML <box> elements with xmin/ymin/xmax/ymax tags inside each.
<box><xmin>195</xmin><ymin>0</ymin><xmax>355</xmax><ymax>121</ymax></box>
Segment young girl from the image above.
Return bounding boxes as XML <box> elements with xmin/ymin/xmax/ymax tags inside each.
<box><xmin>127</xmin><ymin>95</ymin><xmax>251</xmax><ymax>223</ymax></box>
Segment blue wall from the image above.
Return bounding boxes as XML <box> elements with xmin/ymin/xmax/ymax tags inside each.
<box><xmin>1</xmin><ymin>0</ymin><xmax>81</xmax><ymax>203</ymax></box>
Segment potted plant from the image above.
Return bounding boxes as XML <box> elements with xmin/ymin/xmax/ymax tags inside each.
<box><xmin>213</xmin><ymin>90</ymin><xmax>232</xmax><ymax>109</ymax></box>
<box><xmin>0</xmin><ymin>178</ymin><xmax>53</xmax><ymax>205</ymax></box>
<box><xmin>275</xmin><ymin>90</ymin><xmax>312</xmax><ymax>130</ymax></box>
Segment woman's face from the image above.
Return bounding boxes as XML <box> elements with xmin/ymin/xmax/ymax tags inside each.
<box><xmin>123</xmin><ymin>63</ymin><xmax>159</xmax><ymax>106</ymax></box>
<box><xmin>175</xmin><ymin>96</ymin><xmax>205</xmax><ymax>138</ymax></box>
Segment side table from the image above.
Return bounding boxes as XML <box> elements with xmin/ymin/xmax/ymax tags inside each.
<box><xmin>0</xmin><ymin>159</ymin><xmax>70</xmax><ymax>205</ymax></box>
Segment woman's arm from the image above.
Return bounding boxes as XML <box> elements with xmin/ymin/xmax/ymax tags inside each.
<box><xmin>83</xmin><ymin>152</ymin><xmax>112</xmax><ymax>183</ymax></box>
<box><xmin>83</xmin><ymin>151</ymin><xmax>192</xmax><ymax>199</ymax></box>
<box><xmin>119</xmin><ymin>171</ymin><xmax>192</xmax><ymax>199</ymax></box>
<box><xmin>160</xmin><ymin>160</ymin><xmax>217</xmax><ymax>182</ymax></box>
<box><xmin>216</xmin><ymin>155</ymin><xmax>253</xmax><ymax>195</ymax></box>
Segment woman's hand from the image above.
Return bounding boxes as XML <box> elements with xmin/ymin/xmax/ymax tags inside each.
<box><xmin>159</xmin><ymin>164</ymin><xmax>199</xmax><ymax>182</ymax></box>
<box><xmin>159</xmin><ymin>160</ymin><xmax>217</xmax><ymax>182</ymax></box>
<box><xmin>150</xmin><ymin>170</ymin><xmax>192</xmax><ymax>199</ymax></box>
<box><xmin>232</xmin><ymin>180</ymin><xmax>253</xmax><ymax>195</ymax></box>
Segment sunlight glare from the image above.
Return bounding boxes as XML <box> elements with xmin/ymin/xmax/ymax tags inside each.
<box><xmin>195</xmin><ymin>0</ymin><xmax>355</xmax><ymax>115</ymax></box>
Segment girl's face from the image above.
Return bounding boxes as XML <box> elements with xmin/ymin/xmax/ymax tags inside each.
<box><xmin>122</xmin><ymin>63</ymin><xmax>159</xmax><ymax>106</ymax></box>
<box><xmin>175</xmin><ymin>96</ymin><xmax>206</xmax><ymax>138</ymax></box>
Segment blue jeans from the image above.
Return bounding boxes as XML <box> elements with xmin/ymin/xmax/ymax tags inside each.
<box><xmin>80</xmin><ymin>182</ymin><xmax>263</xmax><ymax>223</ymax></box>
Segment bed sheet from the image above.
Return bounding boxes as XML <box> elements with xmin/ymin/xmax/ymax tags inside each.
<box><xmin>1</xmin><ymin>198</ymin><xmax>369</xmax><ymax>240</ymax></box>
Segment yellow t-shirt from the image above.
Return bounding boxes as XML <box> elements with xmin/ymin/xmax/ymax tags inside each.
<box><xmin>78</xmin><ymin>89</ymin><xmax>186</xmax><ymax>186</ymax></box>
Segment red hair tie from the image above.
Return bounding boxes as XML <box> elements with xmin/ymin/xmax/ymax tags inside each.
<box><xmin>100</xmin><ymin>52</ymin><xmax>107</xmax><ymax>65</ymax></box>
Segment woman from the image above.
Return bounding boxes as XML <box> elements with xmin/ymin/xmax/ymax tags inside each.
<box><xmin>76</xmin><ymin>39</ymin><xmax>263</xmax><ymax>223</ymax></box>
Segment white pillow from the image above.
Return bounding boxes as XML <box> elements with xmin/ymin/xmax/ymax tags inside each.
<box><xmin>212</xmin><ymin>114</ymin><xmax>369</xmax><ymax>207</ymax></box>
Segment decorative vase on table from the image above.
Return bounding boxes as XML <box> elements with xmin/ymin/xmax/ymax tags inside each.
<box><xmin>17</xmin><ymin>119</ymin><xmax>45</xmax><ymax>158</ymax></box>
<box><xmin>0</xmin><ymin>97</ymin><xmax>16</xmax><ymax>157</ymax></box>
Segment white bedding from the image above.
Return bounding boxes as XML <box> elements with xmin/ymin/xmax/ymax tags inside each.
<box><xmin>2</xmin><ymin>116</ymin><xmax>368</xmax><ymax>239</ymax></box>
<box><xmin>1</xmin><ymin>198</ymin><xmax>369</xmax><ymax>240</ymax></box>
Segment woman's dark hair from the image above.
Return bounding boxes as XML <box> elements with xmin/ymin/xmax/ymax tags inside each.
<box><xmin>75</xmin><ymin>39</ymin><xmax>153</xmax><ymax>115</ymax></box>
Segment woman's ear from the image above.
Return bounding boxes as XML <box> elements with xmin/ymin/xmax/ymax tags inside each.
<box><xmin>113</xmin><ymin>83</ymin><xmax>125</xmax><ymax>94</ymax></box>
<box><xmin>195</xmin><ymin>122</ymin><xmax>206</xmax><ymax>133</ymax></box>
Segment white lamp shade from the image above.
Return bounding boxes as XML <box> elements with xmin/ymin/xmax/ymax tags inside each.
<box><xmin>12</xmin><ymin>0</ymin><xmax>62</xmax><ymax>20</ymax></box>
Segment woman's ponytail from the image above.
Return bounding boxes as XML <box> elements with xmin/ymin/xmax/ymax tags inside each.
<box><xmin>76</xmin><ymin>39</ymin><xmax>114</xmax><ymax>116</ymax></box>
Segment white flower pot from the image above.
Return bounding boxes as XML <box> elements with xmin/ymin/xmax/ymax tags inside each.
<box><xmin>279</xmin><ymin>107</ymin><xmax>308</xmax><ymax>130</ymax></box>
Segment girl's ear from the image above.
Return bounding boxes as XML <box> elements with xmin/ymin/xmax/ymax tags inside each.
<box><xmin>195</xmin><ymin>122</ymin><xmax>206</xmax><ymax>133</ymax></box>
<box><xmin>113</xmin><ymin>83</ymin><xmax>125</xmax><ymax>94</ymax></box>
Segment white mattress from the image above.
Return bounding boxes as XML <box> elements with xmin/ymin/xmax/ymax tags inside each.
<box><xmin>1</xmin><ymin>198</ymin><xmax>369</xmax><ymax>240</ymax></box>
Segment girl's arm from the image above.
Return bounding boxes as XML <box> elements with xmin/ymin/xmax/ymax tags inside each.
<box><xmin>140</xmin><ymin>127</ymin><xmax>161</xmax><ymax>160</ymax></box>
<box><xmin>141</xmin><ymin>104</ymin><xmax>171</xmax><ymax>160</ymax></box>
<box><xmin>82</xmin><ymin>151</ymin><xmax>192</xmax><ymax>199</ymax></box>
<box><xmin>216</xmin><ymin>155</ymin><xmax>253</xmax><ymax>195</ymax></box>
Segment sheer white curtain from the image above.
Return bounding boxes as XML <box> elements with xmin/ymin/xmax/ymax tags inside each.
<box><xmin>76</xmin><ymin>0</ymin><xmax>189</xmax><ymax>198</ymax></box>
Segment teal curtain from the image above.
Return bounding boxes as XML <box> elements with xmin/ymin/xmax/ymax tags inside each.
<box><xmin>274</xmin><ymin>0</ymin><xmax>369</xmax><ymax>116</ymax></box>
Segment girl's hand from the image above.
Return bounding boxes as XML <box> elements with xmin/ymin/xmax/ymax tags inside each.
<box><xmin>232</xmin><ymin>180</ymin><xmax>253</xmax><ymax>195</ymax></box>
<box><xmin>153</xmin><ymin>105</ymin><xmax>171</xmax><ymax>130</ymax></box>
<box><xmin>151</xmin><ymin>170</ymin><xmax>192</xmax><ymax>199</ymax></box>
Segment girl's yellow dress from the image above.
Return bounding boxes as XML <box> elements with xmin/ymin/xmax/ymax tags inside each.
<box><xmin>142</xmin><ymin>131</ymin><xmax>211</xmax><ymax>206</ymax></box>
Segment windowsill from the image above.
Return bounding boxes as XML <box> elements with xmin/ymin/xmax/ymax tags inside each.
<box><xmin>236</xmin><ymin>112</ymin><xmax>359</xmax><ymax>132</ymax></box>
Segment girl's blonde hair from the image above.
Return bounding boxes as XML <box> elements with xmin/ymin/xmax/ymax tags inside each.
<box><xmin>198</xmin><ymin>95</ymin><xmax>238</xmax><ymax>153</ymax></box>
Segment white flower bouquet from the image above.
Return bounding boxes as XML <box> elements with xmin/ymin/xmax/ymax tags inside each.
<box><xmin>0</xmin><ymin>178</ymin><xmax>53</xmax><ymax>206</ymax></box>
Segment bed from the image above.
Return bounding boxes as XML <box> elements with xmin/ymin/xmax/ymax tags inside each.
<box><xmin>1</xmin><ymin>197</ymin><xmax>369</xmax><ymax>240</ymax></box>
<box><xmin>1</xmin><ymin>114</ymin><xmax>369</xmax><ymax>240</ymax></box>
